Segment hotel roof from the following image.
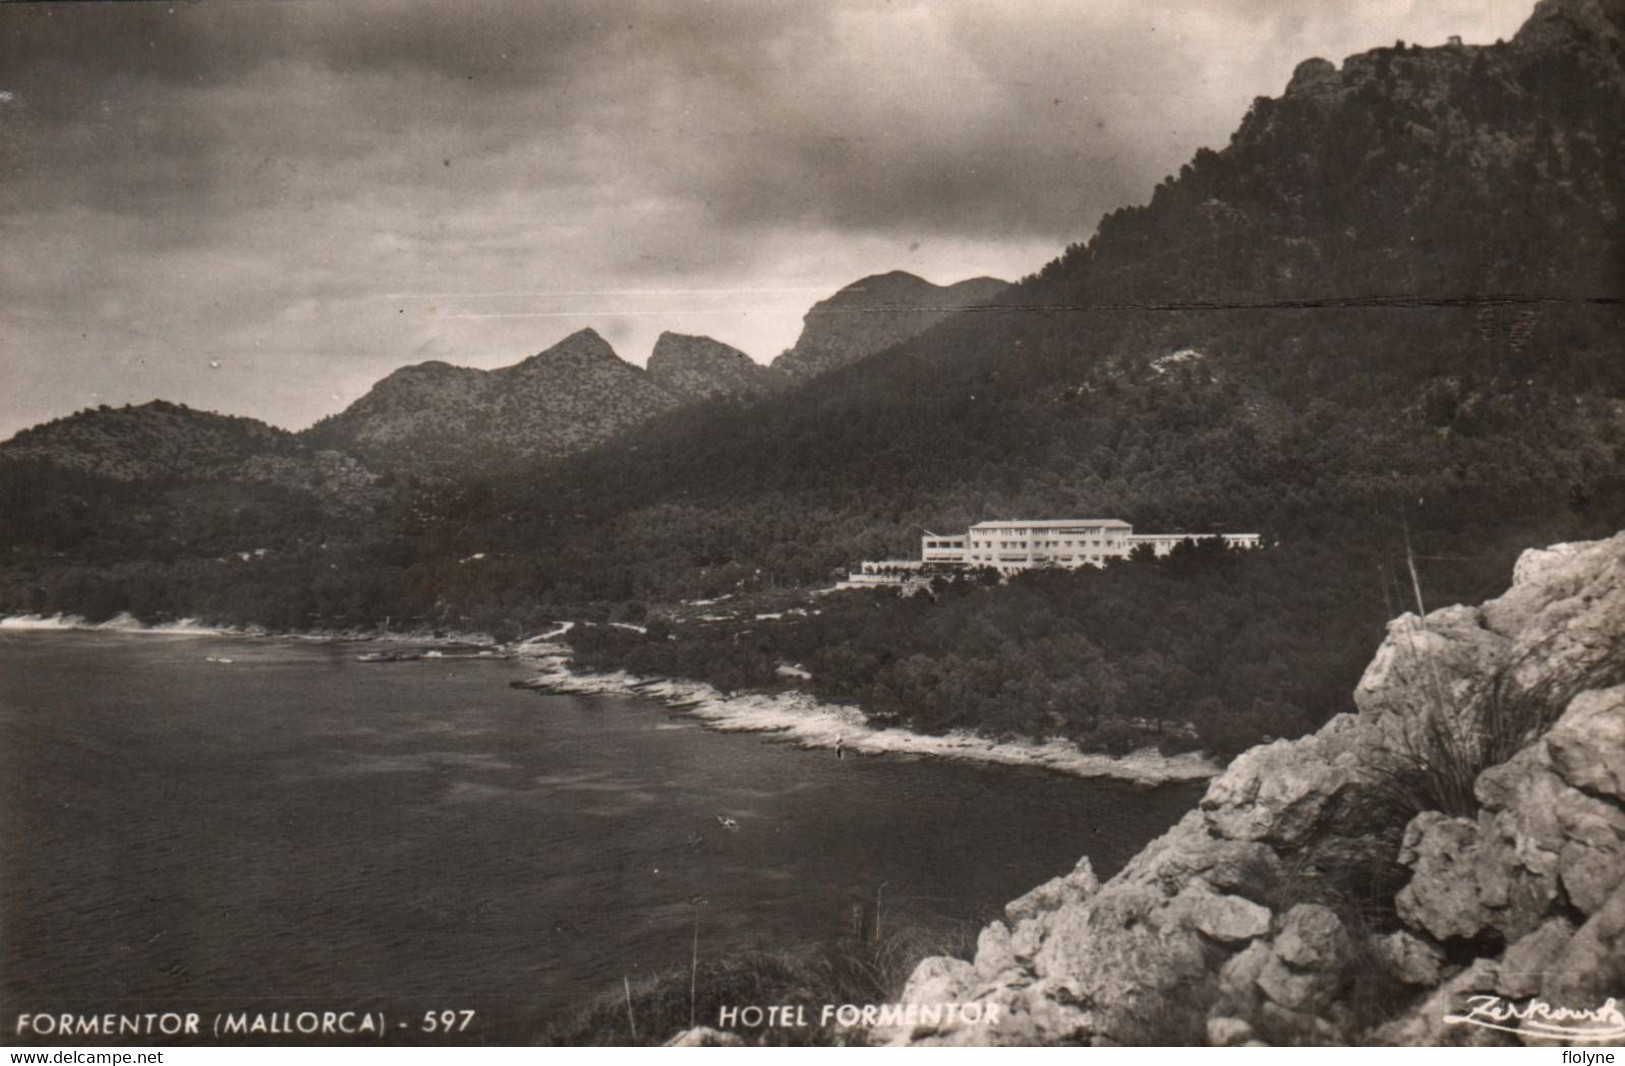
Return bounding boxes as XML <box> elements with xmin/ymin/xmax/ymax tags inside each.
<box><xmin>968</xmin><ymin>519</ymin><xmax>1132</xmax><ymax>529</ymax></box>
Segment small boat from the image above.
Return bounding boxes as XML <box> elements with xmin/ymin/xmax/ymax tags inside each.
<box><xmin>667</xmin><ymin>699</ymin><xmax>704</xmax><ymax>710</ymax></box>
<box><xmin>356</xmin><ymin>650</ymin><xmax>423</xmax><ymax>663</ymax></box>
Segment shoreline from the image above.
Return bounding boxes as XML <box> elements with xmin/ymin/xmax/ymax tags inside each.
<box><xmin>3</xmin><ymin>614</ymin><xmax>1218</xmax><ymax>787</ymax></box>
<box><xmin>0</xmin><ymin>612</ymin><xmax>500</xmax><ymax>646</ymax></box>
<box><xmin>513</xmin><ymin>643</ymin><xmax>1219</xmax><ymax>787</ymax></box>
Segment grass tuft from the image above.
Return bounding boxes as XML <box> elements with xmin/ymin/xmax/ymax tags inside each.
<box><xmin>535</xmin><ymin>918</ymin><xmax>975</xmax><ymax>1047</ymax></box>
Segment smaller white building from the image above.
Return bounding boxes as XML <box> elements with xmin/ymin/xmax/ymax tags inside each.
<box><xmin>921</xmin><ymin>532</ymin><xmax>968</xmax><ymax>564</ymax></box>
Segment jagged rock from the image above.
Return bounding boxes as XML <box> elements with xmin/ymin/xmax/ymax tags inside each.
<box><xmin>1380</xmin><ymin>885</ymin><xmax>1625</xmax><ymax>1046</ymax></box>
<box><xmin>1117</xmin><ymin>812</ymin><xmax>1286</xmax><ymax>897</ymax></box>
<box><xmin>1005</xmin><ymin>856</ymin><xmax>1100</xmax><ymax>924</ymax></box>
<box><xmin>1354</xmin><ymin>605</ymin><xmax>1510</xmax><ymax>754</ymax></box>
<box><xmin>1374</xmin><ymin>959</ymin><xmax>1510</xmax><ymax>1046</ymax></box>
<box><xmin>1480</xmin><ymin>535</ymin><xmax>1625</xmax><ymax>689</ymax></box>
<box><xmin>1497</xmin><ymin>917</ymin><xmax>1577</xmax><ymax>999</ymax></box>
<box><xmin>1177</xmin><ymin>885</ymin><xmax>1272</xmax><ymax>943</ymax></box>
<box><xmin>973</xmin><ymin>921</ymin><xmax>1020</xmax><ymax>979</ymax></box>
<box><xmin>1552</xmin><ymin>788</ymin><xmax>1625</xmax><ymax>915</ymax></box>
<box><xmin>1029</xmin><ymin>883</ymin><xmax>1213</xmax><ymax>1042</ymax></box>
<box><xmin>1198</xmin><ymin>841</ymin><xmax>1287</xmax><ymax>896</ymax></box>
<box><xmin>1199</xmin><ymin>737</ymin><xmax>1350</xmax><ymax>845</ymax></box>
<box><xmin>898</xmin><ymin>955</ymin><xmax>978</xmax><ymax>1007</ymax></box>
<box><xmin>1273</xmin><ymin>904</ymin><xmax>1352</xmax><ymax>971</ymax></box>
<box><xmin>887</xmin><ymin>514</ymin><xmax>1625</xmax><ymax>1049</ymax></box>
<box><xmin>1540</xmin><ymin>880</ymin><xmax>1625</xmax><ymax>1020</ymax></box>
<box><xmin>1395</xmin><ymin>810</ymin><xmax>1555</xmax><ymax>943</ymax></box>
<box><xmin>1217</xmin><ymin>940</ymin><xmax>1272</xmax><ymax>1003</ymax></box>
<box><xmin>1474</xmin><ymin>734</ymin><xmax>1625</xmax><ymax>919</ymax></box>
<box><xmin>1206</xmin><ymin>1015</ymin><xmax>1254</xmax><ymax>1046</ymax></box>
<box><xmin>1002</xmin><ymin>978</ymin><xmax>1097</xmax><ymax>1045</ymax></box>
<box><xmin>1009</xmin><ymin>916</ymin><xmax>1045</xmax><ymax>964</ymax></box>
<box><xmin>1373</xmin><ymin>930</ymin><xmax>1447</xmax><ymax>986</ymax></box>
<box><xmin>1256</xmin><ymin>953</ymin><xmax>1335</xmax><ymax>1012</ymax></box>
<box><xmin>1546</xmin><ymin>684</ymin><xmax>1625</xmax><ymax>800</ymax></box>
<box><xmin>1250</xmin><ymin>912</ymin><xmax>1353</xmax><ymax>1022</ymax></box>
<box><xmin>664</xmin><ymin>1026</ymin><xmax>745</xmax><ymax>1047</ymax></box>
<box><xmin>1397</xmin><ymin>673</ymin><xmax>1625</xmax><ymax>944</ymax></box>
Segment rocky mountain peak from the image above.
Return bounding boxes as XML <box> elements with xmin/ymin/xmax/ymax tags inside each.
<box><xmin>646</xmin><ymin>332</ymin><xmax>785</xmax><ymax>400</ymax></box>
<box><xmin>1284</xmin><ymin>56</ymin><xmax>1340</xmax><ymax>96</ymax></box>
<box><xmin>770</xmin><ymin>272</ymin><xmax>1009</xmax><ymax>381</ymax></box>
<box><xmin>303</xmin><ymin>328</ymin><xmax>676</xmax><ymax>474</ymax></box>
<box><xmin>512</xmin><ymin>327</ymin><xmax>623</xmax><ymax>371</ymax></box>
<box><xmin>1515</xmin><ymin>0</ymin><xmax>1624</xmax><ymax>51</ymax></box>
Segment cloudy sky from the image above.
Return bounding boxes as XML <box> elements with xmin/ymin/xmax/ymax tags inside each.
<box><xmin>0</xmin><ymin>0</ymin><xmax>1529</xmax><ymax>438</ymax></box>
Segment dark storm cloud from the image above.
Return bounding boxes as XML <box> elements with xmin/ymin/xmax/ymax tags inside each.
<box><xmin>0</xmin><ymin>0</ymin><xmax>1531</xmax><ymax>437</ymax></box>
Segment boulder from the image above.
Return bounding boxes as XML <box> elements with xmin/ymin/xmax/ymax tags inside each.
<box><xmin>1354</xmin><ymin>606</ymin><xmax>1510</xmax><ymax>755</ymax></box>
<box><xmin>1206</xmin><ymin>1015</ymin><xmax>1254</xmax><ymax>1047</ymax></box>
<box><xmin>1546</xmin><ymin>684</ymin><xmax>1625</xmax><ymax>800</ymax></box>
<box><xmin>1540</xmin><ymin>880</ymin><xmax>1625</xmax><ymax>1021</ymax></box>
<box><xmin>898</xmin><ymin>955</ymin><xmax>978</xmax><ymax>1008</ymax></box>
<box><xmin>1002</xmin><ymin>978</ymin><xmax>1097</xmax><ymax>1045</ymax></box>
<box><xmin>973</xmin><ymin>921</ymin><xmax>1020</xmax><ymax>980</ymax></box>
<box><xmin>1005</xmin><ymin>855</ymin><xmax>1100</xmax><ymax>924</ymax></box>
<box><xmin>1396</xmin><ymin>679</ymin><xmax>1625</xmax><ymax>942</ymax></box>
<box><xmin>1256</xmin><ymin>952</ymin><xmax>1338</xmax><ymax>1013</ymax></box>
<box><xmin>1481</xmin><ymin>536</ymin><xmax>1625</xmax><ymax>680</ymax></box>
<box><xmin>1009</xmin><ymin>916</ymin><xmax>1045</xmax><ymax>965</ymax></box>
<box><xmin>1273</xmin><ymin>903</ymin><xmax>1352</xmax><ymax>971</ymax></box>
<box><xmin>1372</xmin><ymin>930</ymin><xmax>1446</xmax><ymax>986</ymax></box>
<box><xmin>1496</xmin><ymin>917</ymin><xmax>1576</xmax><ymax>1000</ymax></box>
<box><xmin>1117</xmin><ymin>815</ymin><xmax>1285</xmax><ymax>899</ymax></box>
<box><xmin>1373</xmin><ymin>960</ymin><xmax>1511</xmax><ymax>1046</ymax></box>
<box><xmin>1176</xmin><ymin>885</ymin><xmax>1273</xmax><ymax>944</ymax></box>
<box><xmin>1200</xmin><ymin>737</ymin><xmax>1349</xmax><ymax>845</ymax></box>
<box><xmin>1217</xmin><ymin>939</ymin><xmax>1272</xmax><ymax>1002</ymax></box>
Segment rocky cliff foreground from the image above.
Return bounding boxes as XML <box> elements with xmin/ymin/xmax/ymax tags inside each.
<box><xmin>872</xmin><ymin>534</ymin><xmax>1625</xmax><ymax>1046</ymax></box>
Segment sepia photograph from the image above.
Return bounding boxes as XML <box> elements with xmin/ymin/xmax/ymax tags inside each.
<box><xmin>1</xmin><ymin>0</ymin><xmax>1622</xmax><ymax>1050</ymax></box>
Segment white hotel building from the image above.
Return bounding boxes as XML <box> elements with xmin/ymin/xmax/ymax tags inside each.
<box><xmin>919</xmin><ymin>519</ymin><xmax>1261</xmax><ymax>574</ymax></box>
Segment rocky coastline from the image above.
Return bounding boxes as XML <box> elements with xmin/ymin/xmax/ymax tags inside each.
<box><xmin>849</xmin><ymin>533</ymin><xmax>1625</xmax><ymax>1046</ymax></box>
<box><xmin>509</xmin><ymin>644</ymin><xmax>1219</xmax><ymax>787</ymax></box>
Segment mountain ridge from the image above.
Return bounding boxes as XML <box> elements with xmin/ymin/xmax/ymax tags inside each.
<box><xmin>770</xmin><ymin>271</ymin><xmax>1010</xmax><ymax>381</ymax></box>
<box><xmin>301</xmin><ymin>327</ymin><xmax>682</xmax><ymax>475</ymax></box>
<box><xmin>645</xmin><ymin>331</ymin><xmax>787</xmax><ymax>400</ymax></box>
